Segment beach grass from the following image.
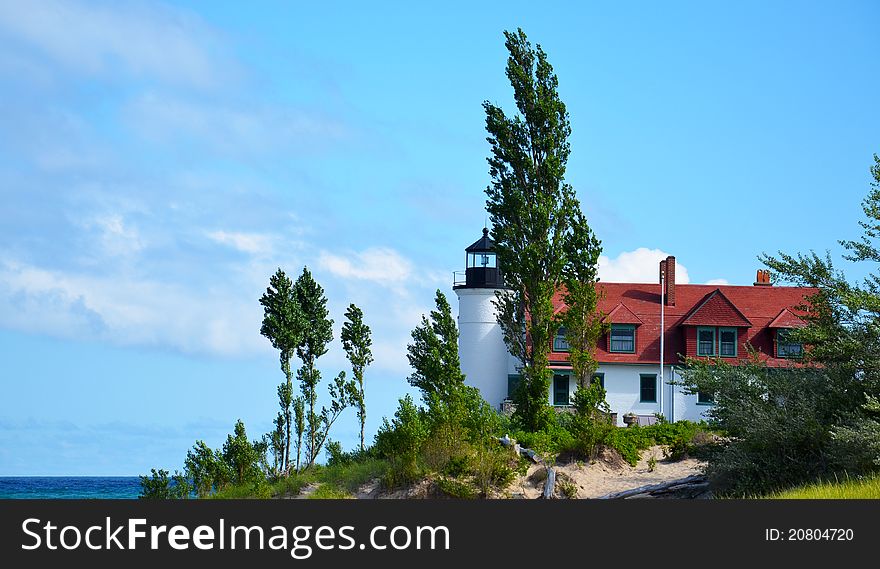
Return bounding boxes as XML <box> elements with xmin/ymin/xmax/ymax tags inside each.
<box><xmin>765</xmin><ymin>474</ymin><xmax>880</xmax><ymax>499</ymax></box>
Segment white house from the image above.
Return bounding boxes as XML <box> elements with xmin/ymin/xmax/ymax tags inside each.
<box><xmin>453</xmin><ymin>228</ymin><xmax>810</xmax><ymax>425</ymax></box>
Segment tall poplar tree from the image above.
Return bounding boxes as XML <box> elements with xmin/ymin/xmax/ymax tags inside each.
<box><xmin>341</xmin><ymin>304</ymin><xmax>373</xmax><ymax>452</ymax></box>
<box><xmin>294</xmin><ymin>267</ymin><xmax>334</xmax><ymax>468</ymax></box>
<box><xmin>484</xmin><ymin>29</ymin><xmax>601</xmax><ymax>431</ymax></box>
<box><xmin>259</xmin><ymin>268</ymin><xmax>304</xmax><ymax>474</ymax></box>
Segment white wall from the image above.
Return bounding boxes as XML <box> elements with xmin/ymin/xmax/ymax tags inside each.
<box><xmin>597</xmin><ymin>364</ymin><xmax>712</xmax><ymax>425</ymax></box>
<box><xmin>456</xmin><ymin>287</ymin><xmax>510</xmax><ymax>409</ymax></box>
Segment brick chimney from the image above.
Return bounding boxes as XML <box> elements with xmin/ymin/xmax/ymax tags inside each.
<box><xmin>660</xmin><ymin>256</ymin><xmax>676</xmax><ymax>306</ymax></box>
<box><xmin>754</xmin><ymin>269</ymin><xmax>772</xmax><ymax>286</ymax></box>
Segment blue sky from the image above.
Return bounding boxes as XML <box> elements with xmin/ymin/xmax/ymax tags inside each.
<box><xmin>1</xmin><ymin>1</ymin><xmax>878</xmax><ymax>475</ymax></box>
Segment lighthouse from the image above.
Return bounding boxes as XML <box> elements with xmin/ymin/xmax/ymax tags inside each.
<box><xmin>454</xmin><ymin>227</ymin><xmax>511</xmax><ymax>408</ymax></box>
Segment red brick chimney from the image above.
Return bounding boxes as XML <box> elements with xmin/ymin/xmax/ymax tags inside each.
<box><xmin>665</xmin><ymin>256</ymin><xmax>676</xmax><ymax>306</ymax></box>
<box><xmin>660</xmin><ymin>256</ymin><xmax>676</xmax><ymax>306</ymax></box>
<box><xmin>754</xmin><ymin>269</ymin><xmax>772</xmax><ymax>286</ymax></box>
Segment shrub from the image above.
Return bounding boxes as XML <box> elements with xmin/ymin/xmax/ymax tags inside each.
<box><xmin>435</xmin><ymin>477</ymin><xmax>477</xmax><ymax>499</ymax></box>
<box><xmin>374</xmin><ymin>395</ymin><xmax>428</xmax><ymax>487</ymax></box>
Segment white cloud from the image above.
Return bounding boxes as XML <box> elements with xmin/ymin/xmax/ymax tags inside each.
<box><xmin>705</xmin><ymin>278</ymin><xmax>729</xmax><ymax>286</ymax></box>
<box><xmin>318</xmin><ymin>248</ymin><xmax>413</xmax><ymax>284</ymax></box>
<box><xmin>125</xmin><ymin>92</ymin><xmax>350</xmax><ymax>154</ymax></box>
<box><xmin>0</xmin><ymin>258</ymin><xmax>267</xmax><ymax>357</ymax></box>
<box><xmin>85</xmin><ymin>214</ymin><xmax>145</xmax><ymax>257</ymax></box>
<box><xmin>598</xmin><ymin>248</ymin><xmax>691</xmax><ymax>284</ymax></box>
<box><xmin>0</xmin><ymin>0</ymin><xmax>224</xmax><ymax>87</ymax></box>
<box><xmin>206</xmin><ymin>230</ymin><xmax>274</xmax><ymax>256</ymax></box>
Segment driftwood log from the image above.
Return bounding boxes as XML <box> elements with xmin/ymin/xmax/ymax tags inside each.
<box><xmin>542</xmin><ymin>467</ymin><xmax>556</xmax><ymax>499</ymax></box>
<box><xmin>597</xmin><ymin>475</ymin><xmax>710</xmax><ymax>500</ymax></box>
<box><xmin>498</xmin><ymin>435</ymin><xmax>542</xmax><ymax>464</ymax></box>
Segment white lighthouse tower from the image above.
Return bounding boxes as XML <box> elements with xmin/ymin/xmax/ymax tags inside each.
<box><xmin>454</xmin><ymin>227</ymin><xmax>511</xmax><ymax>409</ymax></box>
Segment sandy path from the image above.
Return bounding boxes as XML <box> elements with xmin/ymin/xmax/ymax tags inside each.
<box><xmin>511</xmin><ymin>446</ymin><xmax>706</xmax><ymax>499</ymax></box>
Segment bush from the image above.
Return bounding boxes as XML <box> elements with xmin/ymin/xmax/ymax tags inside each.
<box><xmin>435</xmin><ymin>477</ymin><xmax>477</xmax><ymax>499</ymax></box>
<box><xmin>374</xmin><ymin>395</ymin><xmax>429</xmax><ymax>487</ymax></box>
<box><xmin>680</xmin><ymin>357</ymin><xmax>855</xmax><ymax>496</ymax></box>
<box><xmin>138</xmin><ymin>469</ymin><xmax>191</xmax><ymax>499</ymax></box>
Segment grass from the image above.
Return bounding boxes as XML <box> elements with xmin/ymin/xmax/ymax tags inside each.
<box><xmin>765</xmin><ymin>474</ymin><xmax>880</xmax><ymax>499</ymax></box>
<box><xmin>207</xmin><ymin>458</ymin><xmax>389</xmax><ymax>499</ymax></box>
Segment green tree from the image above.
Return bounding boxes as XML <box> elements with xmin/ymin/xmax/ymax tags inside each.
<box><xmin>259</xmin><ymin>268</ymin><xmax>304</xmax><ymax>474</ymax></box>
<box><xmin>341</xmin><ymin>303</ymin><xmax>373</xmax><ymax>452</ymax></box>
<box><xmin>293</xmin><ymin>267</ymin><xmax>334</xmax><ymax>468</ymax></box>
<box><xmin>407</xmin><ymin>290</ymin><xmax>465</xmax><ymax>402</ymax></box>
<box><xmin>184</xmin><ymin>440</ymin><xmax>220</xmax><ymax>497</ymax></box>
<box><xmin>561</xmin><ymin>209</ymin><xmax>605</xmax><ymax>389</ymax></box>
<box><xmin>293</xmin><ymin>396</ymin><xmax>305</xmax><ymax>471</ymax></box>
<box><xmin>483</xmin><ymin>29</ymin><xmax>596</xmax><ymax>431</ymax></box>
<box><xmin>222</xmin><ymin>419</ymin><xmax>265</xmax><ymax>486</ymax></box>
<box><xmin>311</xmin><ymin>371</ymin><xmax>358</xmax><ymax>466</ymax></box>
<box><xmin>680</xmin><ymin>154</ymin><xmax>880</xmax><ymax>494</ymax></box>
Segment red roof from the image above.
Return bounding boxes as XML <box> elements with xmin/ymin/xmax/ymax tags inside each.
<box><xmin>768</xmin><ymin>308</ymin><xmax>807</xmax><ymax>329</ymax></box>
<box><xmin>548</xmin><ymin>282</ymin><xmax>814</xmax><ymax>367</ymax></box>
<box><xmin>604</xmin><ymin>302</ymin><xmax>643</xmax><ymax>325</ymax></box>
<box><xmin>681</xmin><ymin>289</ymin><xmax>752</xmax><ymax>327</ymax></box>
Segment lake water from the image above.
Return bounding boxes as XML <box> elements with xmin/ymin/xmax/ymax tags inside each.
<box><xmin>0</xmin><ymin>477</ymin><xmax>142</xmax><ymax>499</ymax></box>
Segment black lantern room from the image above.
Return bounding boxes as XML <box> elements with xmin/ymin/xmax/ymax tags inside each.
<box><xmin>454</xmin><ymin>227</ymin><xmax>505</xmax><ymax>289</ymax></box>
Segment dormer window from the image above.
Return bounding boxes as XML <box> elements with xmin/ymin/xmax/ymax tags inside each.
<box><xmin>609</xmin><ymin>324</ymin><xmax>636</xmax><ymax>353</ymax></box>
<box><xmin>697</xmin><ymin>327</ymin><xmax>737</xmax><ymax>357</ymax></box>
<box><xmin>553</xmin><ymin>326</ymin><xmax>570</xmax><ymax>352</ymax></box>
<box><xmin>697</xmin><ymin>327</ymin><xmax>715</xmax><ymax>356</ymax></box>
<box><xmin>777</xmin><ymin>329</ymin><xmax>803</xmax><ymax>358</ymax></box>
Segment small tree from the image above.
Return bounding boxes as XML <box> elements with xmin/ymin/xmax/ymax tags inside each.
<box><xmin>341</xmin><ymin>303</ymin><xmax>373</xmax><ymax>452</ymax></box>
<box><xmin>260</xmin><ymin>268</ymin><xmax>304</xmax><ymax>474</ymax></box>
<box><xmin>407</xmin><ymin>290</ymin><xmax>465</xmax><ymax>401</ymax></box>
<box><xmin>222</xmin><ymin>419</ymin><xmax>265</xmax><ymax>486</ymax></box>
<box><xmin>184</xmin><ymin>440</ymin><xmax>220</xmax><ymax>498</ymax></box>
<box><xmin>310</xmin><ymin>372</ymin><xmax>358</xmax><ymax>465</ymax></box>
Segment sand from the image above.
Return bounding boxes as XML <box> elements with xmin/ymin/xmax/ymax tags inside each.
<box><xmin>509</xmin><ymin>445</ymin><xmax>706</xmax><ymax>499</ymax></box>
<box><xmin>347</xmin><ymin>445</ymin><xmax>706</xmax><ymax>499</ymax></box>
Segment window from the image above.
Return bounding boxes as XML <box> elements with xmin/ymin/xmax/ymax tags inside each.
<box><xmin>553</xmin><ymin>374</ymin><xmax>570</xmax><ymax>406</ymax></box>
<box><xmin>697</xmin><ymin>391</ymin><xmax>715</xmax><ymax>405</ymax></box>
<box><xmin>719</xmin><ymin>328</ymin><xmax>737</xmax><ymax>357</ymax></box>
<box><xmin>591</xmin><ymin>372</ymin><xmax>605</xmax><ymax>389</ymax></box>
<box><xmin>553</xmin><ymin>326</ymin><xmax>570</xmax><ymax>352</ymax></box>
<box><xmin>610</xmin><ymin>324</ymin><xmax>636</xmax><ymax>353</ymax></box>
<box><xmin>507</xmin><ymin>374</ymin><xmax>521</xmax><ymax>399</ymax></box>
<box><xmin>697</xmin><ymin>327</ymin><xmax>716</xmax><ymax>356</ymax></box>
<box><xmin>639</xmin><ymin>374</ymin><xmax>657</xmax><ymax>403</ymax></box>
<box><xmin>777</xmin><ymin>329</ymin><xmax>804</xmax><ymax>359</ymax></box>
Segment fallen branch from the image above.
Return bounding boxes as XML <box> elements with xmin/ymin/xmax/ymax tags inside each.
<box><xmin>597</xmin><ymin>475</ymin><xmax>708</xmax><ymax>500</ymax></box>
<box><xmin>542</xmin><ymin>467</ymin><xmax>556</xmax><ymax>499</ymax></box>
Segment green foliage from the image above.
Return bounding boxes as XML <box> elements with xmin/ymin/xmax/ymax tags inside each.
<box><xmin>139</xmin><ymin>469</ymin><xmax>172</xmax><ymax>499</ymax></box>
<box><xmin>765</xmin><ymin>473</ymin><xmax>880</xmax><ymax>499</ymax></box>
<box><xmin>561</xmin><ymin>209</ymin><xmax>604</xmax><ymax>388</ymax></box>
<box><xmin>558</xmin><ymin>478</ymin><xmax>578</xmax><ymax>499</ymax></box>
<box><xmin>567</xmin><ymin>382</ymin><xmax>614</xmax><ymax>459</ymax></box>
<box><xmin>483</xmin><ymin>29</ymin><xmax>600</xmax><ymax>432</ymax></box>
<box><xmin>260</xmin><ymin>268</ymin><xmax>304</xmax><ymax>474</ymax></box>
<box><xmin>407</xmin><ymin>290</ymin><xmax>464</xmax><ymax>401</ymax></box>
<box><xmin>294</xmin><ymin>267</ymin><xmax>334</xmax><ymax>470</ymax></box>
<box><xmin>222</xmin><ymin>419</ymin><xmax>266</xmax><ymax>486</ymax></box>
<box><xmin>319</xmin><ymin>457</ymin><xmax>388</xmax><ymax>495</ymax></box>
<box><xmin>341</xmin><ymin>303</ymin><xmax>373</xmax><ymax>452</ymax></box>
<box><xmin>435</xmin><ymin>477</ymin><xmax>477</xmax><ymax>499</ymax></box>
<box><xmin>679</xmin><ymin>355</ymin><xmax>850</xmax><ymax>495</ymax></box>
<box><xmin>374</xmin><ymin>395</ymin><xmax>429</xmax><ymax>487</ymax></box>
<box><xmin>138</xmin><ymin>469</ymin><xmax>190</xmax><ymax>499</ymax></box>
<box><xmin>184</xmin><ymin>440</ymin><xmax>222</xmax><ymax>497</ymax></box>
<box><xmin>829</xmin><ymin>395</ymin><xmax>880</xmax><ymax>473</ymax></box>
